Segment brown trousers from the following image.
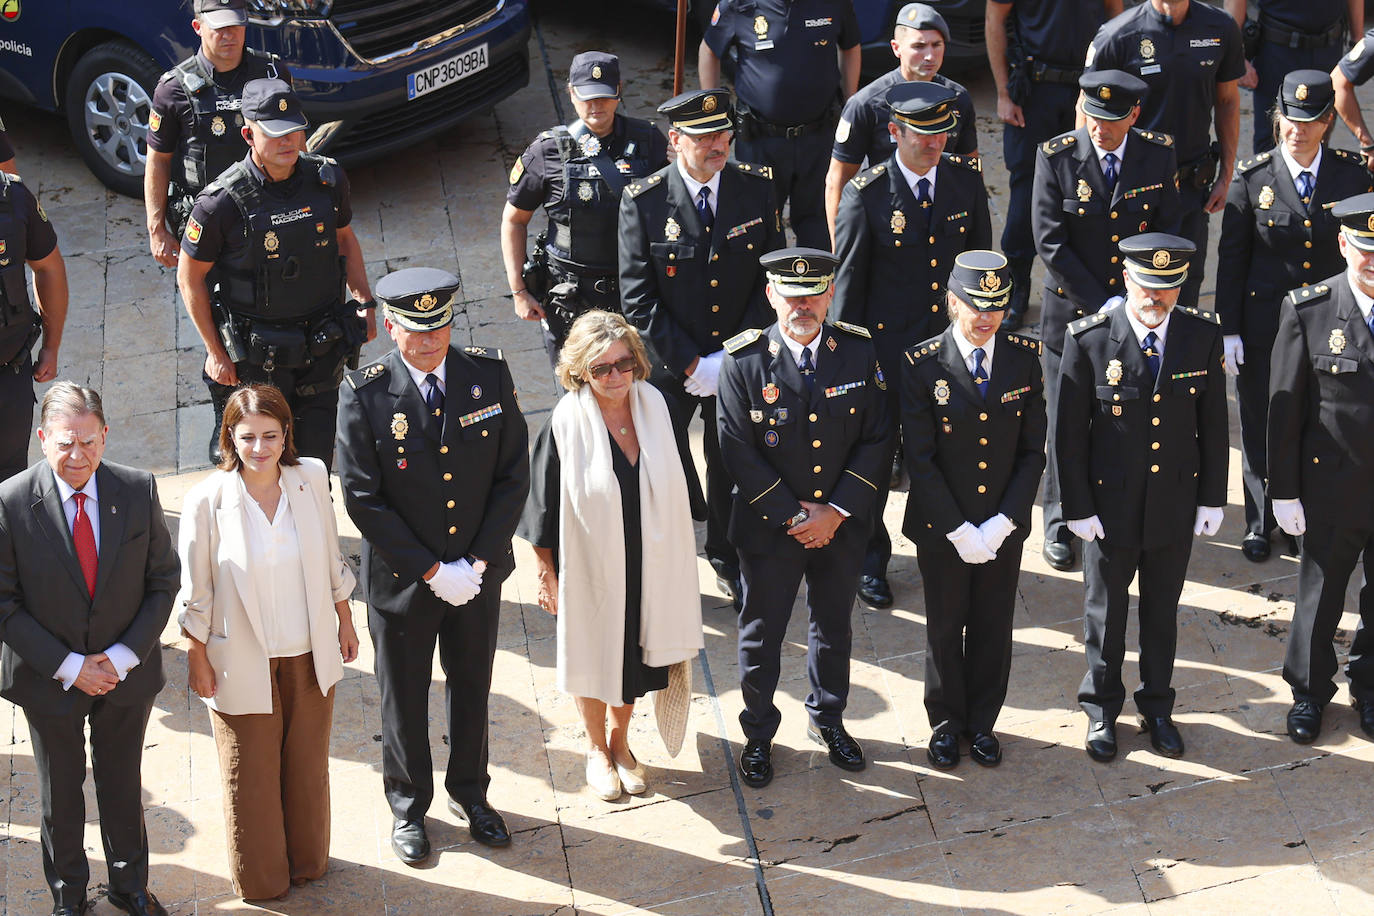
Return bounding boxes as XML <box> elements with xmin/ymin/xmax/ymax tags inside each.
<box><xmin>209</xmin><ymin>653</ymin><xmax>334</xmax><ymax>900</ymax></box>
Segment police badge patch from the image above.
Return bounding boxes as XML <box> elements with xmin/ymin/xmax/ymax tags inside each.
<box><xmin>264</xmin><ymin>231</ymin><xmax>280</xmax><ymax>253</ymax></box>
<box><xmin>211</xmin><ymin>116</ymin><xmax>226</xmax><ymax>137</ymax></box>
<box><xmin>391</xmin><ymin>413</ymin><xmax>409</xmax><ymax>440</ymax></box>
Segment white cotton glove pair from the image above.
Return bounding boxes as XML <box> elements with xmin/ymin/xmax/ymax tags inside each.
<box><xmin>683</xmin><ymin>350</ymin><xmax>724</xmax><ymax>397</ymax></box>
<box><xmin>977</xmin><ymin>513</ymin><xmax>1018</xmax><ymax>555</ymax></box>
<box><xmin>1067</xmin><ymin>515</ymin><xmax>1105</xmax><ymax>541</ymax></box>
<box><xmin>427</xmin><ymin>558</ymin><xmax>484</xmax><ymax>607</ymax></box>
<box><xmin>947</xmin><ymin>521</ymin><xmax>996</xmax><ymax>565</ymax></box>
<box><xmin>1223</xmin><ymin>335</ymin><xmax>1245</xmax><ymax>377</ymax></box>
<box><xmin>1193</xmin><ymin>506</ymin><xmax>1224</xmax><ymax>537</ymax></box>
<box><xmin>1273</xmin><ymin>498</ymin><xmax>1307</xmax><ymax>537</ymax></box>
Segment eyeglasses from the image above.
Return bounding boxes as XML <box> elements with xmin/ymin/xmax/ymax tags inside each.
<box><xmin>588</xmin><ymin>356</ymin><xmax>637</xmax><ymax>379</ymax></box>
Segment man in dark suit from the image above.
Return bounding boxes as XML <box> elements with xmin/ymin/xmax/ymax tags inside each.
<box><xmin>335</xmin><ymin>268</ymin><xmax>530</xmax><ymax>863</ymax></box>
<box><xmin>0</xmin><ymin>382</ymin><xmax>179</xmax><ymax>916</ymax></box>
<box><xmin>832</xmin><ymin>80</ymin><xmax>991</xmax><ymax>609</ymax></box>
<box><xmin>1033</xmin><ymin>69</ymin><xmax>1182</xmax><ymax>572</ymax></box>
<box><xmin>1056</xmin><ymin>234</ymin><xmax>1228</xmax><ymax>763</ymax></box>
<box><xmin>899</xmin><ymin>251</ymin><xmax>1047</xmax><ymax>770</ymax></box>
<box><xmin>1268</xmin><ymin>193</ymin><xmax>1374</xmax><ymax>744</ymax></box>
<box><xmin>619</xmin><ymin>88</ymin><xmax>783</xmax><ymax>609</ymax></box>
<box><xmin>717</xmin><ymin>248</ymin><xmax>891</xmax><ymax>788</ymax></box>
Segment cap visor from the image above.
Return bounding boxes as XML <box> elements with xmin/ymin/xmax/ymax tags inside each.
<box><xmin>385</xmin><ymin>307</ymin><xmax>455</xmax><ymax>332</ymax></box>
<box><xmin>252</xmin><ymin>116</ymin><xmax>309</xmax><ymax>138</ymax></box>
<box><xmin>1080</xmin><ymin>101</ymin><xmax>1132</xmax><ymax>121</ymax></box>
<box><xmin>892</xmin><ymin>113</ymin><xmax>958</xmax><ymax>135</ymax></box>
<box><xmin>672</xmin><ymin>116</ymin><xmax>734</xmax><ymax>135</ymax></box>
<box><xmin>199</xmin><ymin>10</ymin><xmax>248</xmax><ymax>27</ymax></box>
<box><xmin>1341</xmin><ymin>228</ymin><xmax>1374</xmax><ymax>251</ymax></box>
<box><xmin>1124</xmin><ymin>265</ymin><xmax>1187</xmax><ymax>289</ymax></box>
<box><xmin>572</xmin><ymin>83</ymin><xmax>619</xmax><ymax>100</ymax></box>
<box><xmin>770</xmin><ymin>280</ymin><xmax>832</xmax><ymax>297</ymax></box>
<box><xmin>1279</xmin><ymin>103</ymin><xmax>1333</xmax><ymax>122</ymax></box>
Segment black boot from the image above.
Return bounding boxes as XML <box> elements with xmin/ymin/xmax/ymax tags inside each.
<box><xmin>1002</xmin><ymin>256</ymin><xmax>1033</xmax><ymax>331</ymax></box>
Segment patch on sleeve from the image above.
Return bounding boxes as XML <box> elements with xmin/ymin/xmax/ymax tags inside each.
<box><xmin>834</xmin><ymin>117</ymin><xmax>851</xmax><ymax>144</ymax></box>
<box><xmin>509</xmin><ymin>158</ymin><xmax>525</xmax><ymax>185</ymax></box>
<box><xmin>186</xmin><ymin>217</ymin><xmax>202</xmax><ymax>243</ymax></box>
<box><xmin>149</xmin><ymin>109</ymin><xmax>162</xmax><ymax>132</ymax></box>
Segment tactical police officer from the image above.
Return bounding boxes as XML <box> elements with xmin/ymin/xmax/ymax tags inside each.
<box><xmin>1331</xmin><ymin>26</ymin><xmax>1374</xmax><ymax>169</ymax></box>
<box><xmin>986</xmin><ymin>0</ymin><xmax>1119</xmax><ymax>330</ymax></box>
<box><xmin>1056</xmin><ymin>234</ymin><xmax>1228</xmax><ymax>763</ymax></box>
<box><xmin>823</xmin><ymin>3</ymin><xmax>978</xmax><ymax>243</ymax></box>
<box><xmin>335</xmin><ymin>267</ymin><xmax>529</xmax><ymax>862</ymax></box>
<box><xmin>1226</xmin><ymin>0</ymin><xmax>1359</xmax><ymax>154</ymax></box>
<box><xmin>1033</xmin><ymin>70</ymin><xmax>1183</xmax><ymax>571</ymax></box>
<box><xmin>146</xmin><ymin>0</ymin><xmax>288</xmax><ymax>268</ymax></box>
<box><xmin>1216</xmin><ymin>71</ymin><xmax>1370</xmax><ymax>562</ymax></box>
<box><xmin>1084</xmin><ymin>0</ymin><xmax>1246</xmax><ymax>311</ymax></box>
<box><xmin>0</xmin><ymin>175</ymin><xmax>67</xmax><ymax>483</ymax></box>
<box><xmin>700</xmin><ymin>0</ymin><xmax>861</xmax><ymax>248</ymax></box>
<box><xmin>177</xmin><ymin>78</ymin><xmax>374</xmax><ymax>466</ymax></box>
<box><xmin>717</xmin><ymin>248</ymin><xmax>890</xmax><ymax>788</ymax></box>
<box><xmin>500</xmin><ymin>52</ymin><xmax>668</xmax><ymax>368</ymax></box>
<box><xmin>0</xmin><ymin>118</ymin><xmax>17</xmax><ymax>174</ymax></box>
<box><xmin>1267</xmin><ymin>194</ymin><xmax>1374</xmax><ymax>745</ymax></box>
<box><xmin>619</xmin><ymin>88</ymin><xmax>783</xmax><ymax>608</ymax></box>
<box><xmin>832</xmin><ymin>80</ymin><xmax>992</xmax><ymax>609</ymax></box>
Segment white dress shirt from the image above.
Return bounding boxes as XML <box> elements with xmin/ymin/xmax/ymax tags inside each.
<box><xmin>950</xmin><ymin>323</ymin><xmax>996</xmax><ymax>379</ymax></box>
<box><xmin>238</xmin><ymin>474</ymin><xmax>312</xmax><ymax>658</ymax></box>
<box><xmin>1349</xmin><ymin>272</ymin><xmax>1374</xmax><ymax>323</ymax></box>
<box><xmin>401</xmin><ymin>354</ymin><xmax>447</xmax><ymax>403</ymax></box>
<box><xmin>1278</xmin><ymin>144</ymin><xmax>1323</xmax><ymax>197</ymax></box>
<box><xmin>1125</xmin><ymin>306</ymin><xmax>1170</xmax><ymax>356</ymax></box>
<box><xmin>676</xmin><ymin>161</ymin><xmax>721</xmax><ymax>217</ymax></box>
<box><xmin>1089</xmin><ymin>134</ymin><xmax>1129</xmax><ymax>184</ymax></box>
<box><xmin>894</xmin><ymin>154</ymin><xmax>937</xmax><ymax>201</ymax></box>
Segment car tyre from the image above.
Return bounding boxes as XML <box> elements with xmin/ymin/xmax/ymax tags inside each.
<box><xmin>64</xmin><ymin>41</ymin><xmax>162</xmax><ymax>198</ymax></box>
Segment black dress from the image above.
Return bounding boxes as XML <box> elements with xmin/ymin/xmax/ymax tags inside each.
<box><xmin>519</xmin><ymin>421</ymin><xmax>669</xmax><ymax>704</ymax></box>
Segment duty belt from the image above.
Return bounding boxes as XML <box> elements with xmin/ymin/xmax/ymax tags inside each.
<box><xmin>1030</xmin><ymin>61</ymin><xmax>1083</xmax><ymax>85</ymax></box>
<box><xmin>1260</xmin><ymin>15</ymin><xmax>1344</xmax><ymax>50</ymax></box>
<box><xmin>549</xmin><ymin>257</ymin><xmax>618</xmax><ymax>295</ymax></box>
<box><xmin>740</xmin><ymin>109</ymin><xmax>831</xmax><ymax>139</ymax></box>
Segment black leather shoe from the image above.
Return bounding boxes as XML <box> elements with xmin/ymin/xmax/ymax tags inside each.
<box><xmin>448</xmin><ymin>798</ymin><xmax>511</xmax><ymax>847</ymax></box>
<box><xmin>808</xmin><ymin>723</ymin><xmax>866</xmax><ymax>771</ymax></box>
<box><xmin>1286</xmin><ymin>700</ymin><xmax>1322</xmax><ymax>744</ymax></box>
<box><xmin>738</xmin><ymin>739</ymin><xmax>773</xmax><ymax>787</ymax></box>
<box><xmin>1241</xmin><ymin>533</ymin><xmax>1271</xmax><ymax>562</ymax></box>
<box><xmin>1138</xmin><ymin>715</ymin><xmax>1185</xmax><ymax>758</ymax></box>
<box><xmin>926</xmin><ymin>731</ymin><xmax>959</xmax><ymax>770</ymax></box>
<box><xmin>715</xmin><ymin>573</ymin><xmax>742</xmax><ymax>611</ymax></box>
<box><xmin>969</xmin><ymin>732</ymin><xmax>1002</xmax><ymax>767</ymax></box>
<box><xmin>105</xmin><ymin>889</ymin><xmax>167</xmax><ymax>916</ymax></box>
<box><xmin>52</xmin><ymin>902</ymin><xmax>90</xmax><ymax>916</ymax></box>
<box><xmin>1085</xmin><ymin>720</ymin><xmax>1117</xmax><ymax>762</ymax></box>
<box><xmin>1043</xmin><ymin>540</ymin><xmax>1075</xmax><ymax>571</ymax></box>
<box><xmin>390</xmin><ymin>818</ymin><xmax>431</xmax><ymax>864</ymax></box>
<box><xmin>1353</xmin><ymin>697</ymin><xmax>1374</xmax><ymax>739</ymax></box>
<box><xmin>856</xmin><ymin>575</ymin><xmax>894</xmax><ymax>610</ymax></box>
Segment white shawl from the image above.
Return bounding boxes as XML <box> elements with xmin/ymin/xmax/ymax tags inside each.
<box><xmin>550</xmin><ymin>381</ymin><xmax>702</xmax><ymax>703</ymax></box>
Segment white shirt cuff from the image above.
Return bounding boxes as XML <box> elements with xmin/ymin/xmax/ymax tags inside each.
<box><xmin>103</xmin><ymin>643</ymin><xmax>140</xmax><ymax>680</ymax></box>
<box><xmin>828</xmin><ymin>502</ymin><xmax>851</xmax><ymax>518</ymax></box>
<box><xmin>54</xmin><ymin>652</ymin><xmax>84</xmax><ymax>690</ymax></box>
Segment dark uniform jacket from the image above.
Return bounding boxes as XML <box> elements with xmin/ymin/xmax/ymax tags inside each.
<box><xmin>335</xmin><ymin>346</ymin><xmax>530</xmax><ymax>614</ymax></box>
<box><xmin>1056</xmin><ymin>305</ymin><xmax>1228</xmax><ymax>549</ymax></box>
<box><xmin>0</xmin><ymin>173</ymin><xmax>58</xmax><ymax>365</ymax></box>
<box><xmin>1267</xmin><ymin>278</ymin><xmax>1374</xmax><ymax>524</ymax></box>
<box><xmin>899</xmin><ymin>330</ymin><xmax>1047</xmax><ymax>542</ymax></box>
<box><xmin>619</xmin><ymin>161</ymin><xmax>783</xmax><ymax>377</ymax></box>
<box><xmin>1033</xmin><ymin>127</ymin><xmax>1182</xmax><ymax>352</ymax></box>
<box><xmin>717</xmin><ymin>322</ymin><xmax>891</xmax><ymax>551</ymax></box>
<box><xmin>832</xmin><ymin>152</ymin><xmax>992</xmax><ymax>372</ymax></box>
<box><xmin>1216</xmin><ymin>148</ymin><xmax>1372</xmax><ymax>344</ymax></box>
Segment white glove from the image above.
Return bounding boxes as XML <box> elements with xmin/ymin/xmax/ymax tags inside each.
<box><xmin>946</xmin><ymin>521</ymin><xmax>996</xmax><ymax>564</ymax></box>
<box><xmin>684</xmin><ymin>350</ymin><xmax>723</xmax><ymax>397</ymax></box>
<box><xmin>1223</xmin><ymin>335</ymin><xmax>1244</xmax><ymax>377</ymax></box>
<box><xmin>427</xmin><ymin>560</ymin><xmax>482</xmax><ymax>607</ymax></box>
<box><xmin>1273</xmin><ymin>498</ymin><xmax>1307</xmax><ymax>537</ymax></box>
<box><xmin>1067</xmin><ymin>515</ymin><xmax>1105</xmax><ymax>541</ymax></box>
<box><xmin>1193</xmin><ymin>505</ymin><xmax>1224</xmax><ymax>537</ymax></box>
<box><xmin>977</xmin><ymin>513</ymin><xmax>1017</xmax><ymax>556</ymax></box>
<box><xmin>1099</xmin><ymin>296</ymin><xmax>1124</xmax><ymax>313</ymax></box>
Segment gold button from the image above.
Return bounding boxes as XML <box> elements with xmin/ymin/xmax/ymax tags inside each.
<box><xmin>712</xmin><ymin>305</ymin><xmax>720</xmax><ymax>312</ymax></box>
<box><xmin>812</xmin><ymin>439</ymin><xmax>821</xmax><ymax>447</ymax></box>
<box><xmin>930</xmin><ymin>258</ymin><xmax>938</xmax><ymax>268</ymax></box>
<box><xmin>1151</xmin><ymin>417</ymin><xmax>1160</xmax><ymax>427</ymax></box>
<box><xmin>1150</xmin><ymin>465</ymin><xmax>1160</xmax><ymax>473</ymax></box>
<box><xmin>959</xmin><ymin>226</ymin><xmax>966</xmax><ymax>233</ymax></box>
<box><xmin>481</xmin><ymin>429</ymin><xmax>489</xmax><ymax>437</ymax></box>
<box><xmin>1143</xmin><ymin>203</ymin><xmax>1150</xmax><ymax>210</ymax></box>
<box><xmin>1189</xmin><ymin>387</ymin><xmax>1196</xmax><ymax>394</ymax></box>
<box><xmin>1110</xmin><ymin>211</ymin><xmax>1118</xmax><ymax>219</ymax></box>
<box><xmin>1078</xmin><ymin>208</ymin><xmax>1085</xmax><ymax>215</ymax></box>
<box><xmin>447</xmin><ymin>500</ymin><xmax>456</xmax><ymax>508</ymax></box>
<box><xmin>931</xmin><ymin>282</ymin><xmax>939</xmax><ymax>291</ymax></box>
<box><xmin>1151</xmin><ymin>442</ymin><xmax>1160</xmax><ymax>450</ymax></box>
<box><xmin>1304</xmin><ymin>219</ymin><xmax>1312</xmax><ymax>227</ymax></box>
<box><xmin>809</xmin><ymin>413</ymin><xmax>818</xmax><ymax>422</ymax></box>
<box><xmin>1113</xmin><ymin>393</ymin><xmax>1120</xmax><ymax>401</ymax></box>
<box><xmin>849</xmin><ymin>407</ymin><xmax>856</xmax><ymax>414</ymax></box>
<box><xmin>712</xmin><ymin>253</ymin><xmax>720</xmax><ymax>261</ymax></box>
<box><xmin>895</xmin><ymin>239</ymin><xmax>902</xmax><ymax>247</ymax></box>
<box><xmin>712</xmin><ymin>330</ymin><xmax>720</xmax><ymax>336</ymax></box>
<box><xmin>443</xmin><ymin>472</ymin><xmax>453</xmax><ymax>480</ymax></box>
<box><xmin>979</xmin><ymin>437</ymin><xmax>988</xmax><ymax>445</ymax></box>
<box><xmin>931</xmin><ymin>303</ymin><xmax>939</xmax><ymax>312</ymax></box>
<box><xmin>393</xmin><ymin>572</ymin><xmax>399</xmax><ymax>578</ymax></box>
<box><xmin>440</xmin><ymin>445</ymin><xmax>449</xmax><ymax>454</ymax></box>
<box><xmin>1108</xmin><ymin>278</ymin><xmax>1117</xmax><ymax>286</ymax></box>
<box><xmin>1313</xmin><ymin>456</ymin><xmax>1320</xmax><ymax>464</ymax></box>
<box><xmin>1304</xmin><ymin>241</ymin><xmax>1312</xmax><ymax>248</ymax></box>
<box><xmin>979</xmin><ymin>412</ymin><xmax>988</xmax><ymax>421</ymax></box>
<box><xmin>448</xmin><ymin>526</ymin><xmax>457</xmax><ymax>534</ymax></box>
<box><xmin>1110</xmin><ymin>235</ymin><xmax>1119</xmax><ymax>242</ymax></box>
<box><xmin>928</xmin><ymin>235</ymin><xmax>936</xmax><ymax>244</ymax></box>
<box><xmin>397</xmin><ymin>446</ymin><xmax>405</xmax><ymax>454</ymax></box>
<box><xmin>1153</xmin><ymin>394</ymin><xmax>1161</xmax><ymax>403</ymax></box>
<box><xmin>978</xmin><ymin>461</ymin><xmax>987</xmax><ymax>469</ymax></box>
<box><xmin>1303</xmin><ymin>262</ymin><xmax>1311</xmax><ymax>269</ymax></box>
<box><xmin>813</xmin><ymin>489</ymin><xmax>823</xmax><ymax>498</ymax></box>
<box><xmin>877</xmin><ymin>322</ymin><xmax>885</xmax><ymax>330</ymax></box>
<box><xmin>813</xmin><ymin>465</ymin><xmax>822</xmax><ymax>473</ymax></box>
<box><xmin>977</xmin><ymin>484</ymin><xmax>987</xmax><ymax>494</ymax></box>
<box><xmin>668</xmin><ymin>253</ymin><xmax>675</xmax><ymax>260</ymax></box>
<box><xmin>746</xmin><ymin>243</ymin><xmax>754</xmax><ymax>250</ymax></box>
<box><xmin>763</xmin><ymin>515</ymin><xmax>769</xmax><ymax>521</ymax></box>
<box><xmin>710</xmin><ymin>279</ymin><xmax>719</xmax><ymax>287</ymax></box>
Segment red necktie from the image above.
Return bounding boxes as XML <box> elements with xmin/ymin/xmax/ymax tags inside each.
<box><xmin>72</xmin><ymin>492</ymin><xmax>97</xmax><ymax>598</ymax></box>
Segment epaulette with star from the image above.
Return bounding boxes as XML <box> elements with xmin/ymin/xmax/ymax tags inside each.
<box><xmin>849</xmin><ymin>162</ymin><xmax>887</xmax><ymax>190</ymax></box>
<box><xmin>1174</xmin><ymin>305</ymin><xmax>1221</xmax><ymax>325</ymax></box>
<box><xmin>1236</xmin><ymin>151</ymin><xmax>1272</xmax><ymax>175</ymax></box>
<box><xmin>1287</xmin><ymin>283</ymin><xmax>1332</xmax><ymax>308</ymax></box>
<box><xmin>1069</xmin><ymin>311</ymin><xmax>1110</xmax><ymax>336</ymax></box>
<box><xmin>1041</xmin><ymin>132</ymin><xmax>1078</xmax><ymax>156</ymax></box>
<box><xmin>831</xmin><ymin>320</ymin><xmax>871</xmax><ymax>339</ymax></box>
<box><xmin>345</xmin><ymin>361</ymin><xmax>387</xmax><ymax>389</ymax></box>
<box><xmin>1003</xmin><ymin>331</ymin><xmax>1042</xmax><ymax>355</ymax></box>
<box><xmin>943</xmin><ymin>152</ymin><xmax>981</xmax><ymax>172</ymax></box>
<box><xmin>723</xmin><ymin>328</ymin><xmax>764</xmax><ymax>353</ymax></box>
<box><xmin>626</xmin><ymin>172</ymin><xmax>664</xmax><ymax>198</ymax></box>
<box><xmin>1330</xmin><ymin>148</ymin><xmax>1363</xmax><ymax>166</ymax></box>
<box><xmin>1133</xmin><ymin>129</ymin><xmax>1174</xmax><ymax>148</ymax></box>
<box><xmin>730</xmin><ymin>160</ymin><xmax>773</xmax><ymax>181</ymax></box>
<box><xmin>464</xmin><ymin>345</ymin><xmax>505</xmax><ymax>360</ymax></box>
<box><xmin>904</xmin><ymin>337</ymin><xmax>944</xmax><ymax>364</ymax></box>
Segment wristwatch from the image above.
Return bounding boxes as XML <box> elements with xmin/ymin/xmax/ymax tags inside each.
<box><xmin>785</xmin><ymin>508</ymin><xmax>810</xmax><ymax>528</ymax></box>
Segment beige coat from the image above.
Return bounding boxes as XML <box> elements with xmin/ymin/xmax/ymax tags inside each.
<box><xmin>176</xmin><ymin>458</ymin><xmax>356</xmax><ymax>715</ymax></box>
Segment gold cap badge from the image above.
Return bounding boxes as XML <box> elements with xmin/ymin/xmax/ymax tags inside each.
<box><xmin>1152</xmin><ymin>250</ymin><xmax>1171</xmax><ymax>269</ymax></box>
<box><xmin>416</xmin><ymin>293</ymin><xmax>437</xmax><ymax>312</ymax></box>
<box><xmin>979</xmin><ymin>271</ymin><xmax>1001</xmax><ymax>292</ymax></box>
<box><xmin>592</xmin><ymin>64</ymin><xmax>602</xmax><ymax>79</ymax></box>
<box><xmin>278</xmin><ymin>99</ymin><xmax>288</xmax><ymax>112</ymax></box>
<box><xmin>1099</xmin><ymin>86</ymin><xmax>1111</xmax><ymax>100</ymax></box>
<box><xmin>793</xmin><ymin>258</ymin><xmax>809</xmax><ymax>276</ymax></box>
<box><xmin>1295</xmin><ymin>83</ymin><xmax>1309</xmax><ymax>101</ymax></box>
<box><xmin>702</xmin><ymin>94</ymin><xmax>718</xmax><ymax>113</ymax></box>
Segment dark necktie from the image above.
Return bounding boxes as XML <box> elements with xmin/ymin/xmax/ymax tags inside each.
<box><xmin>1297</xmin><ymin>170</ymin><xmax>1314</xmax><ymax>208</ymax></box>
<box><xmin>424</xmin><ymin>372</ymin><xmax>444</xmax><ymax>418</ymax></box>
<box><xmin>72</xmin><ymin>492</ymin><xmax>97</xmax><ymax>598</ymax></box>
<box><xmin>697</xmin><ymin>186</ymin><xmax>714</xmax><ymax>231</ymax></box>
<box><xmin>972</xmin><ymin>347</ymin><xmax>989</xmax><ymax>398</ymax></box>
<box><xmin>1103</xmin><ymin>152</ymin><xmax>1119</xmax><ymax>194</ymax></box>
<box><xmin>916</xmin><ymin>177</ymin><xmax>932</xmax><ymax>232</ymax></box>
<box><xmin>799</xmin><ymin>346</ymin><xmax>816</xmax><ymax>393</ymax></box>
<box><xmin>1143</xmin><ymin>331</ymin><xmax>1161</xmax><ymax>381</ymax></box>
<box><xmin>1367</xmin><ymin>310</ymin><xmax>1374</xmax><ymax>341</ymax></box>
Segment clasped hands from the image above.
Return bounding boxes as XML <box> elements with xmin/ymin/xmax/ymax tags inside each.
<box><xmin>426</xmin><ymin>557</ymin><xmax>486</xmax><ymax>606</ymax></box>
<box><xmin>787</xmin><ymin>501</ymin><xmax>844</xmax><ymax>549</ymax></box>
<box><xmin>74</xmin><ymin>653</ymin><xmax>120</xmax><ymax>697</ymax></box>
<box><xmin>946</xmin><ymin>514</ymin><xmax>1017</xmax><ymax>565</ymax></box>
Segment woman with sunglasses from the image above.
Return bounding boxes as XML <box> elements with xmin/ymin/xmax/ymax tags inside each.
<box><xmin>519</xmin><ymin>310</ymin><xmax>703</xmax><ymax>801</ymax></box>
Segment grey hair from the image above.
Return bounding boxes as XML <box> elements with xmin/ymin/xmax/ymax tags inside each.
<box><xmin>40</xmin><ymin>381</ymin><xmax>105</xmax><ymax>431</ymax></box>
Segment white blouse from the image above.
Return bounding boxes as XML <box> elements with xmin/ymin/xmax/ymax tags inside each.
<box><xmin>238</xmin><ymin>474</ymin><xmax>312</xmax><ymax>658</ymax></box>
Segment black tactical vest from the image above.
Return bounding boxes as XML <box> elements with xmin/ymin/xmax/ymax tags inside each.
<box><xmin>171</xmin><ymin>50</ymin><xmax>280</xmax><ymax>194</ymax></box>
<box><xmin>0</xmin><ymin>174</ymin><xmax>37</xmax><ymax>363</ymax></box>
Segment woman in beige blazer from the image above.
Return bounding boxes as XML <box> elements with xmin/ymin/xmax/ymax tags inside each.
<box><xmin>176</xmin><ymin>384</ymin><xmax>358</xmax><ymax>902</ymax></box>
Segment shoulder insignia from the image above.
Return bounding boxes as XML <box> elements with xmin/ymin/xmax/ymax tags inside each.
<box><xmin>724</xmin><ymin>328</ymin><xmax>764</xmax><ymax>353</ymax></box>
<box><xmin>943</xmin><ymin>153</ymin><xmax>981</xmax><ymax>172</ymax></box>
<box><xmin>903</xmin><ymin>337</ymin><xmax>943</xmax><ymax>364</ymax></box>
<box><xmin>831</xmin><ymin>320</ymin><xmax>871</xmax><ymax>338</ymax></box>
<box><xmin>1003</xmin><ymin>332</ymin><xmax>1042</xmax><ymax>355</ymax></box>
<box><xmin>1289</xmin><ymin>283</ymin><xmax>1332</xmax><ymax>307</ymax></box>
<box><xmin>731</xmin><ymin>160</ymin><xmax>773</xmax><ymax>181</ymax></box>
<box><xmin>1134</xmin><ymin>129</ymin><xmax>1175</xmax><ymax>148</ymax></box>
<box><xmin>1330</xmin><ymin>148</ymin><xmax>1361</xmax><ymax>164</ymax></box>
<box><xmin>628</xmin><ymin>173</ymin><xmax>664</xmax><ymax>197</ymax></box>
<box><xmin>1070</xmin><ymin>312</ymin><xmax>1110</xmax><ymax>335</ymax></box>
<box><xmin>849</xmin><ymin>162</ymin><xmax>887</xmax><ymax>190</ymax></box>
<box><xmin>1041</xmin><ymin>132</ymin><xmax>1078</xmax><ymax>156</ymax></box>
<box><xmin>1175</xmin><ymin>305</ymin><xmax>1221</xmax><ymax>324</ymax></box>
<box><xmin>464</xmin><ymin>345</ymin><xmax>504</xmax><ymax>360</ymax></box>
<box><xmin>345</xmin><ymin>362</ymin><xmax>387</xmax><ymax>389</ymax></box>
<box><xmin>1237</xmin><ymin>151</ymin><xmax>1271</xmax><ymax>174</ymax></box>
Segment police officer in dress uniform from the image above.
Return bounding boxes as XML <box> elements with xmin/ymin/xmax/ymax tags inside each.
<box><xmin>699</xmin><ymin>0</ymin><xmax>862</xmax><ymax>248</ymax></box>
<box><xmin>1056</xmin><ymin>234</ymin><xmax>1228</xmax><ymax>762</ymax></box>
<box><xmin>832</xmin><ymin>81</ymin><xmax>992</xmax><ymax>609</ymax></box>
<box><xmin>1084</xmin><ymin>0</ymin><xmax>1246</xmax><ymax>312</ymax></box>
<box><xmin>717</xmin><ymin>248</ymin><xmax>890</xmax><ymax>788</ymax></box>
<box><xmin>1331</xmin><ymin>26</ymin><xmax>1374</xmax><ymax>169</ymax></box>
<box><xmin>618</xmin><ymin>88</ymin><xmax>783</xmax><ymax>609</ymax></box>
<box><xmin>823</xmin><ymin>3</ymin><xmax>978</xmax><ymax>243</ymax></box>
<box><xmin>177</xmin><ymin>78</ymin><xmax>374</xmax><ymax>466</ymax></box>
<box><xmin>145</xmin><ymin>0</ymin><xmax>288</xmax><ymax>268</ymax></box>
<box><xmin>1033</xmin><ymin>70</ymin><xmax>1183</xmax><ymax>572</ymax></box>
<box><xmin>1226</xmin><ymin>0</ymin><xmax>1360</xmax><ymax>155</ymax></box>
<box><xmin>335</xmin><ymin>268</ymin><xmax>530</xmax><ymax>863</ymax></box>
<box><xmin>1216</xmin><ymin>71</ymin><xmax>1370</xmax><ymax>562</ymax></box>
<box><xmin>1267</xmin><ymin>194</ymin><xmax>1374</xmax><ymax>745</ymax></box>
<box><xmin>500</xmin><ymin>52</ymin><xmax>668</xmax><ymax>368</ymax></box>
<box><xmin>986</xmin><ymin>0</ymin><xmax>1119</xmax><ymax>330</ymax></box>
<box><xmin>0</xmin><ymin>175</ymin><xmax>67</xmax><ymax>483</ymax></box>
<box><xmin>900</xmin><ymin>251</ymin><xmax>1046</xmax><ymax>770</ymax></box>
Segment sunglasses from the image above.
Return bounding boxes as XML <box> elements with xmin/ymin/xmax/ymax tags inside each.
<box><xmin>588</xmin><ymin>356</ymin><xmax>637</xmax><ymax>379</ymax></box>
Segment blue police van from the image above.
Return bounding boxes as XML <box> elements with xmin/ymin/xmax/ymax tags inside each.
<box><xmin>0</xmin><ymin>0</ymin><xmax>531</xmax><ymax>196</ymax></box>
